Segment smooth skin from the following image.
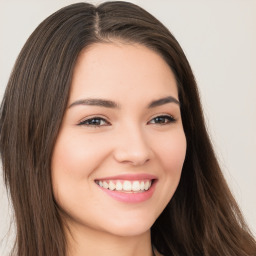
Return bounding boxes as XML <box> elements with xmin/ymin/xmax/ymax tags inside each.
<box><xmin>51</xmin><ymin>42</ymin><xmax>187</xmax><ymax>256</ymax></box>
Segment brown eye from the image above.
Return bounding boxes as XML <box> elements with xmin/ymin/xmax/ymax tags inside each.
<box><xmin>78</xmin><ymin>117</ymin><xmax>109</xmax><ymax>127</ymax></box>
<box><xmin>149</xmin><ymin>115</ymin><xmax>175</xmax><ymax>125</ymax></box>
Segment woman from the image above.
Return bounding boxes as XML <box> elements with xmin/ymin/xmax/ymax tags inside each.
<box><xmin>0</xmin><ymin>1</ymin><xmax>255</xmax><ymax>256</ymax></box>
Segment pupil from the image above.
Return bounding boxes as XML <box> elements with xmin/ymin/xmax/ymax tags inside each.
<box><xmin>92</xmin><ymin>119</ymin><xmax>100</xmax><ymax>124</ymax></box>
<box><xmin>156</xmin><ymin>117</ymin><xmax>165</xmax><ymax>123</ymax></box>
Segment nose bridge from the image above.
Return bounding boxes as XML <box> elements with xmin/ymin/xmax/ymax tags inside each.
<box><xmin>113</xmin><ymin>121</ymin><xmax>152</xmax><ymax>165</ymax></box>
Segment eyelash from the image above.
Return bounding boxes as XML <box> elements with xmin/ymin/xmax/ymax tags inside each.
<box><xmin>78</xmin><ymin>117</ymin><xmax>110</xmax><ymax>127</ymax></box>
<box><xmin>148</xmin><ymin>115</ymin><xmax>176</xmax><ymax>125</ymax></box>
<box><xmin>78</xmin><ymin>115</ymin><xmax>176</xmax><ymax>127</ymax></box>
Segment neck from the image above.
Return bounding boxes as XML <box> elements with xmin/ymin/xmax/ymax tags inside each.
<box><xmin>66</xmin><ymin>223</ymin><xmax>154</xmax><ymax>256</ymax></box>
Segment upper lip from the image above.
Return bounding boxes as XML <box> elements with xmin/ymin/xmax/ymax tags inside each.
<box><xmin>95</xmin><ymin>173</ymin><xmax>157</xmax><ymax>181</ymax></box>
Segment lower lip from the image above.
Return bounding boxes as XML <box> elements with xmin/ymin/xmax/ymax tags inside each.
<box><xmin>97</xmin><ymin>180</ymin><xmax>157</xmax><ymax>203</ymax></box>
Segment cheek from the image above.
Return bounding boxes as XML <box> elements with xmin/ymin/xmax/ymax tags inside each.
<box><xmin>156</xmin><ymin>129</ymin><xmax>187</xmax><ymax>174</ymax></box>
<box><xmin>52</xmin><ymin>132</ymin><xmax>105</xmax><ymax>177</ymax></box>
<box><xmin>51</xmin><ymin>131</ymin><xmax>109</xmax><ymax>202</ymax></box>
<box><xmin>147</xmin><ymin>128</ymin><xmax>186</xmax><ymax>217</ymax></box>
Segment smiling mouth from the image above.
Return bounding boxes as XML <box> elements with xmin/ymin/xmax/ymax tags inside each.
<box><xmin>94</xmin><ymin>179</ymin><xmax>155</xmax><ymax>193</ymax></box>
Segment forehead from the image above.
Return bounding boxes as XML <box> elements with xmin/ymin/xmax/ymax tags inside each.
<box><xmin>69</xmin><ymin>42</ymin><xmax>178</xmax><ymax>103</ymax></box>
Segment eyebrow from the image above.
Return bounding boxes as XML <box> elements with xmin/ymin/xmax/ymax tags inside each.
<box><xmin>148</xmin><ymin>96</ymin><xmax>180</xmax><ymax>108</ymax></box>
<box><xmin>68</xmin><ymin>98</ymin><xmax>119</xmax><ymax>108</ymax></box>
<box><xmin>68</xmin><ymin>96</ymin><xmax>180</xmax><ymax>109</ymax></box>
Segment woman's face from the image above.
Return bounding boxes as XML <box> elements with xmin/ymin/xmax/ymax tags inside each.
<box><xmin>51</xmin><ymin>42</ymin><xmax>186</xmax><ymax>237</ymax></box>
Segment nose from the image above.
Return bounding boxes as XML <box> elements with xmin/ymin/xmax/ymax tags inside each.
<box><xmin>113</xmin><ymin>124</ymin><xmax>152</xmax><ymax>166</ymax></box>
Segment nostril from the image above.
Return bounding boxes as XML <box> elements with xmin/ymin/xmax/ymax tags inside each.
<box><xmin>113</xmin><ymin>149</ymin><xmax>151</xmax><ymax>166</ymax></box>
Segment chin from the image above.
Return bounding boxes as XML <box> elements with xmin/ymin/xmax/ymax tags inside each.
<box><xmin>100</xmin><ymin>216</ymin><xmax>155</xmax><ymax>237</ymax></box>
<box><xmin>105</xmin><ymin>225</ymin><xmax>152</xmax><ymax>237</ymax></box>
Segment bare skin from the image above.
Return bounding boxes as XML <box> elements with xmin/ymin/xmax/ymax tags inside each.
<box><xmin>51</xmin><ymin>42</ymin><xmax>186</xmax><ymax>256</ymax></box>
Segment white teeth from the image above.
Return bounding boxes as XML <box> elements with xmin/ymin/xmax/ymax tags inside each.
<box><xmin>115</xmin><ymin>181</ymin><xmax>122</xmax><ymax>191</ymax></box>
<box><xmin>103</xmin><ymin>181</ymin><xmax>109</xmax><ymax>189</ymax></box>
<box><xmin>132</xmin><ymin>181</ymin><xmax>140</xmax><ymax>192</ymax></box>
<box><xmin>108</xmin><ymin>181</ymin><xmax>115</xmax><ymax>190</ymax></box>
<box><xmin>145</xmin><ymin>181</ymin><xmax>150</xmax><ymax>190</ymax></box>
<box><xmin>123</xmin><ymin>181</ymin><xmax>132</xmax><ymax>191</ymax></box>
<box><xmin>96</xmin><ymin>179</ymin><xmax>153</xmax><ymax>192</ymax></box>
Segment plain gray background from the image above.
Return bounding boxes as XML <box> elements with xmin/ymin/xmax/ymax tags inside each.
<box><xmin>1</xmin><ymin>0</ymin><xmax>255</xmax><ymax>255</ymax></box>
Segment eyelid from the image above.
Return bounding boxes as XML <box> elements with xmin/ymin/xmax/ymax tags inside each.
<box><xmin>78</xmin><ymin>116</ymin><xmax>110</xmax><ymax>127</ymax></box>
<box><xmin>77</xmin><ymin>113</ymin><xmax>177</xmax><ymax>127</ymax></box>
<box><xmin>147</xmin><ymin>114</ymin><xmax>176</xmax><ymax>125</ymax></box>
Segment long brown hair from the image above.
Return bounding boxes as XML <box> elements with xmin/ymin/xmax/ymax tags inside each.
<box><xmin>0</xmin><ymin>2</ymin><xmax>255</xmax><ymax>256</ymax></box>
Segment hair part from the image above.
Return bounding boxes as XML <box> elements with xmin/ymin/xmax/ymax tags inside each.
<box><xmin>0</xmin><ymin>2</ymin><xmax>255</xmax><ymax>256</ymax></box>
